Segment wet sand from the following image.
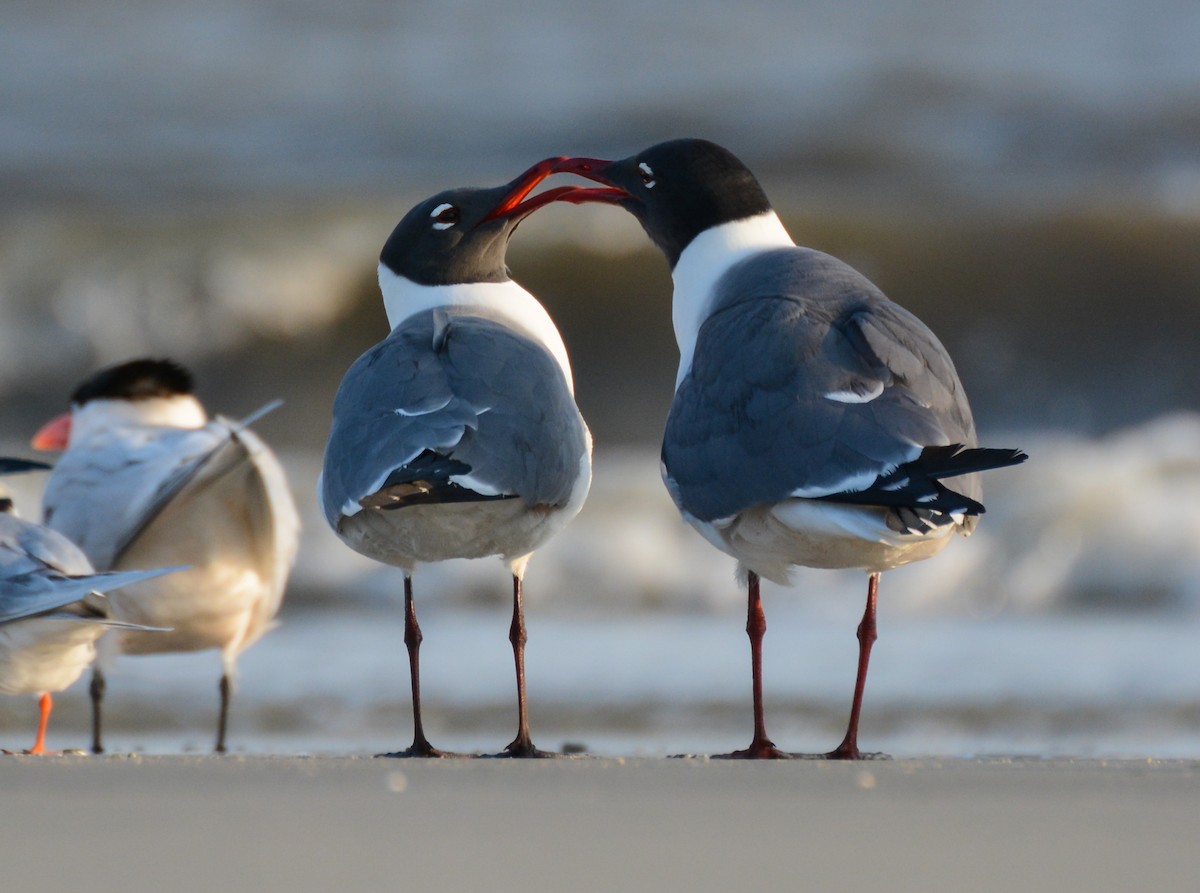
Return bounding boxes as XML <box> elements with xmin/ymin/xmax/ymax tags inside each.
<box><xmin>4</xmin><ymin>755</ymin><xmax>1198</xmax><ymax>892</ymax></box>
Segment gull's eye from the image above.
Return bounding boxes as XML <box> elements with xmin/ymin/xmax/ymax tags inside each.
<box><xmin>638</xmin><ymin>162</ymin><xmax>656</xmax><ymax>188</ymax></box>
<box><xmin>430</xmin><ymin>203</ymin><xmax>460</xmax><ymax>230</ymax></box>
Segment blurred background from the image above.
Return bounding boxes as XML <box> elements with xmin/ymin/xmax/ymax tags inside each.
<box><xmin>2</xmin><ymin>0</ymin><xmax>1200</xmax><ymax>757</ymax></box>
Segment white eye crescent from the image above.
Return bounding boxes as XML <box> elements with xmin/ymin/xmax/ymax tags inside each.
<box><xmin>638</xmin><ymin>162</ymin><xmax>656</xmax><ymax>188</ymax></box>
<box><xmin>430</xmin><ymin>203</ymin><xmax>460</xmax><ymax>230</ymax></box>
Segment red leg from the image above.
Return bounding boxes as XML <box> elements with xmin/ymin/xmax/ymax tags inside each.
<box><xmin>720</xmin><ymin>571</ymin><xmax>790</xmax><ymax>759</ymax></box>
<box><xmin>30</xmin><ymin>692</ymin><xmax>52</xmax><ymax>755</ymax></box>
<box><xmin>378</xmin><ymin>575</ymin><xmax>454</xmax><ymax>758</ymax></box>
<box><xmin>494</xmin><ymin>574</ymin><xmax>554</xmax><ymax>758</ymax></box>
<box><xmin>827</xmin><ymin>572</ymin><xmax>883</xmax><ymax>760</ymax></box>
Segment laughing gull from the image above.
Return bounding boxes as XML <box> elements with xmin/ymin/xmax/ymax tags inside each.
<box><xmin>555</xmin><ymin>139</ymin><xmax>1027</xmax><ymax>759</ymax></box>
<box><xmin>1</xmin><ymin>469</ymin><xmax>180</xmax><ymax>754</ymax></box>
<box><xmin>32</xmin><ymin>359</ymin><xmax>300</xmax><ymax>753</ymax></box>
<box><xmin>320</xmin><ymin>161</ymin><xmax>592</xmax><ymax>758</ymax></box>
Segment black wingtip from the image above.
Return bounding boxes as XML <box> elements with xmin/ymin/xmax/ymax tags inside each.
<box><xmin>976</xmin><ymin>447</ymin><xmax>1029</xmax><ymax>470</ymax></box>
<box><xmin>817</xmin><ymin>444</ymin><xmax>1027</xmax><ymax>517</ymax></box>
<box><xmin>919</xmin><ymin>445</ymin><xmax>1028</xmax><ymax>479</ymax></box>
<box><xmin>0</xmin><ymin>457</ymin><xmax>53</xmax><ymax>475</ymax></box>
<box><xmin>361</xmin><ymin>450</ymin><xmax>517</xmax><ymax>511</ymax></box>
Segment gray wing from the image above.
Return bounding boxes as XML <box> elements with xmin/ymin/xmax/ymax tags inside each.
<box><xmin>0</xmin><ymin>567</ymin><xmax>183</xmax><ymax>625</ymax></box>
<box><xmin>321</xmin><ymin>309</ymin><xmax>588</xmax><ymax>526</ymax></box>
<box><xmin>0</xmin><ymin>509</ymin><xmax>94</xmax><ymax>578</ymax></box>
<box><xmin>664</xmin><ymin>247</ymin><xmax>979</xmax><ymax>523</ymax></box>
<box><xmin>42</xmin><ymin>423</ymin><xmax>230</xmax><ymax>569</ymax></box>
<box><xmin>0</xmin><ymin>512</ymin><xmax>182</xmax><ymax>624</ymax></box>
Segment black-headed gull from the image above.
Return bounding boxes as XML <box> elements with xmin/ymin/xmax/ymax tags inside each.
<box><xmin>556</xmin><ymin>139</ymin><xmax>1026</xmax><ymax>758</ymax></box>
<box><xmin>320</xmin><ymin>161</ymin><xmax>592</xmax><ymax>758</ymax></box>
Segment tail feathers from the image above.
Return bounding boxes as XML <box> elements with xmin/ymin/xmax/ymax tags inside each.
<box><xmin>819</xmin><ymin>444</ymin><xmax>1027</xmax><ymax>517</ymax></box>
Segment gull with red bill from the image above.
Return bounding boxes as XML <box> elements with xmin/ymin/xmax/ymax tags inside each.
<box><xmin>319</xmin><ymin>161</ymin><xmax>593</xmax><ymax>758</ymax></box>
<box><xmin>550</xmin><ymin>139</ymin><xmax>1027</xmax><ymax>759</ymax></box>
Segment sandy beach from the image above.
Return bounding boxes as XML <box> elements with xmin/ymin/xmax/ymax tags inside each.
<box><xmin>4</xmin><ymin>754</ymin><xmax>1198</xmax><ymax>892</ymax></box>
<box><xmin>4</xmin><ymin>5</ymin><xmax>1200</xmax><ymax>893</ymax></box>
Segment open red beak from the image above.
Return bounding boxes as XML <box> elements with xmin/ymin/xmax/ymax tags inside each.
<box><xmin>483</xmin><ymin>157</ymin><xmax>568</xmax><ymax>220</ymax></box>
<box><xmin>484</xmin><ymin>156</ymin><xmax>630</xmax><ymax>221</ymax></box>
<box><xmin>552</xmin><ymin>157</ymin><xmax>618</xmax><ymax>181</ymax></box>
<box><xmin>548</xmin><ymin>157</ymin><xmax>631</xmax><ymax>206</ymax></box>
<box><xmin>31</xmin><ymin>413</ymin><xmax>72</xmax><ymax>451</ymax></box>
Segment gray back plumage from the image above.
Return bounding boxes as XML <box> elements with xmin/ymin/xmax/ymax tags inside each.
<box><xmin>664</xmin><ymin>247</ymin><xmax>978</xmax><ymax>522</ymax></box>
<box><xmin>321</xmin><ymin>307</ymin><xmax>588</xmax><ymax>526</ymax></box>
<box><xmin>43</xmin><ymin>423</ymin><xmax>246</xmax><ymax>570</ymax></box>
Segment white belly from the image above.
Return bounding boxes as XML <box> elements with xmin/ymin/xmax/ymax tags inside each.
<box><xmin>690</xmin><ymin>498</ymin><xmax>962</xmax><ymax>585</ymax></box>
<box><xmin>0</xmin><ymin>616</ymin><xmax>106</xmax><ymax>695</ymax></box>
<box><xmin>106</xmin><ymin>448</ymin><xmax>293</xmax><ymax>658</ymax></box>
<box><xmin>103</xmin><ymin>561</ymin><xmax>271</xmax><ymax>657</ymax></box>
<box><xmin>336</xmin><ymin>498</ymin><xmax>572</xmax><ymax>573</ymax></box>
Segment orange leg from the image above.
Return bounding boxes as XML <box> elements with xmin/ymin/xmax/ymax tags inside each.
<box><xmin>30</xmin><ymin>692</ymin><xmax>52</xmax><ymax>755</ymax></box>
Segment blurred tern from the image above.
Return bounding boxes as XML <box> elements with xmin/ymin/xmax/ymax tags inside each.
<box><xmin>33</xmin><ymin>359</ymin><xmax>300</xmax><ymax>753</ymax></box>
<box><xmin>1</xmin><ymin>474</ymin><xmax>180</xmax><ymax>755</ymax></box>
<box><xmin>320</xmin><ymin>161</ymin><xmax>592</xmax><ymax>758</ymax></box>
<box><xmin>556</xmin><ymin>139</ymin><xmax>1027</xmax><ymax>758</ymax></box>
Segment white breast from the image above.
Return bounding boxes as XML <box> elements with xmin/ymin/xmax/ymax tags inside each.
<box><xmin>378</xmin><ymin>267</ymin><xmax>576</xmax><ymax>393</ymax></box>
<box><xmin>0</xmin><ymin>616</ymin><xmax>106</xmax><ymax>695</ymax></box>
<box><xmin>670</xmin><ymin>211</ymin><xmax>794</xmax><ymax>388</ymax></box>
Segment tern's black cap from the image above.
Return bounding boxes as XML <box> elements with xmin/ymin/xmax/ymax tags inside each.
<box><xmin>70</xmin><ymin>358</ymin><xmax>194</xmax><ymax>406</ymax></box>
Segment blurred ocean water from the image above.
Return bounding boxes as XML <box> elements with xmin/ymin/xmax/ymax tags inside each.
<box><xmin>3</xmin><ymin>1</ymin><xmax>1200</xmax><ymax>756</ymax></box>
<box><xmin>3</xmin><ymin>1</ymin><xmax>1200</xmax><ymax>434</ymax></box>
<box><xmin>4</xmin><ymin>0</ymin><xmax>1199</xmax><ymax>212</ymax></box>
